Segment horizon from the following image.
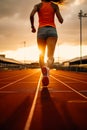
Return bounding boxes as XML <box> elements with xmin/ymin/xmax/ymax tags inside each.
<box><xmin>0</xmin><ymin>44</ymin><xmax>87</xmax><ymax>64</ymax></box>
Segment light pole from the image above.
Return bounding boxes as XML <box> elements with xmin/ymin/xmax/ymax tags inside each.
<box><xmin>78</xmin><ymin>10</ymin><xmax>87</xmax><ymax>64</ymax></box>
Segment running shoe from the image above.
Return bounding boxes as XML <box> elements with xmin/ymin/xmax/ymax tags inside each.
<box><xmin>41</xmin><ymin>66</ymin><xmax>49</xmax><ymax>86</ymax></box>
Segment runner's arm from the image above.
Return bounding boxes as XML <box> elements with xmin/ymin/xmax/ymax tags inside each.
<box><xmin>55</xmin><ymin>5</ymin><xmax>63</xmax><ymax>24</ymax></box>
<box><xmin>30</xmin><ymin>5</ymin><xmax>38</xmax><ymax>32</ymax></box>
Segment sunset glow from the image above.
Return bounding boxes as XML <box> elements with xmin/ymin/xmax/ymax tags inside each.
<box><xmin>1</xmin><ymin>44</ymin><xmax>86</xmax><ymax>63</ymax></box>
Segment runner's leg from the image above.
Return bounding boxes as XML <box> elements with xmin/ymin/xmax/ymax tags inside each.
<box><xmin>47</xmin><ymin>37</ymin><xmax>57</xmax><ymax>68</ymax></box>
<box><xmin>37</xmin><ymin>38</ymin><xmax>46</xmax><ymax>68</ymax></box>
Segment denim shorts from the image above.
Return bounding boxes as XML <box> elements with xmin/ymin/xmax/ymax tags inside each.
<box><xmin>37</xmin><ymin>26</ymin><xmax>58</xmax><ymax>39</ymax></box>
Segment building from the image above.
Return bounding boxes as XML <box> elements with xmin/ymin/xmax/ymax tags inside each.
<box><xmin>0</xmin><ymin>55</ymin><xmax>23</xmax><ymax>70</ymax></box>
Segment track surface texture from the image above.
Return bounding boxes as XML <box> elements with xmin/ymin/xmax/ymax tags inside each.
<box><xmin>0</xmin><ymin>69</ymin><xmax>87</xmax><ymax>130</ymax></box>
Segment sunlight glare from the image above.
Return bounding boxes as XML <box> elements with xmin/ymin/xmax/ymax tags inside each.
<box><xmin>5</xmin><ymin>45</ymin><xmax>40</xmax><ymax>63</ymax></box>
<box><xmin>55</xmin><ymin>44</ymin><xmax>87</xmax><ymax>62</ymax></box>
<box><xmin>2</xmin><ymin>44</ymin><xmax>87</xmax><ymax>63</ymax></box>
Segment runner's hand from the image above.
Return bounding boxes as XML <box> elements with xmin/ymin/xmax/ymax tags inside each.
<box><xmin>31</xmin><ymin>27</ymin><xmax>36</xmax><ymax>33</ymax></box>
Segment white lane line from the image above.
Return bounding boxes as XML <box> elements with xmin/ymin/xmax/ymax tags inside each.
<box><xmin>0</xmin><ymin>71</ymin><xmax>39</xmax><ymax>90</ymax></box>
<box><xmin>50</xmin><ymin>75</ymin><xmax>87</xmax><ymax>100</ymax></box>
<box><xmin>52</xmin><ymin>73</ymin><xmax>87</xmax><ymax>84</ymax></box>
<box><xmin>24</xmin><ymin>74</ymin><xmax>42</xmax><ymax>130</ymax></box>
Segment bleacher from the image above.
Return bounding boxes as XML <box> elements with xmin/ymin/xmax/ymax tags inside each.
<box><xmin>57</xmin><ymin>55</ymin><xmax>87</xmax><ymax>72</ymax></box>
<box><xmin>0</xmin><ymin>55</ymin><xmax>23</xmax><ymax>70</ymax></box>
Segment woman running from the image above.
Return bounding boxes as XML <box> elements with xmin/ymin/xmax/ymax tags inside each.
<box><xmin>30</xmin><ymin>0</ymin><xmax>64</xmax><ymax>86</ymax></box>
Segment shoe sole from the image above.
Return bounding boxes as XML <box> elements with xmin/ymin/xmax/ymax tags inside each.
<box><xmin>42</xmin><ymin>76</ymin><xmax>49</xmax><ymax>86</ymax></box>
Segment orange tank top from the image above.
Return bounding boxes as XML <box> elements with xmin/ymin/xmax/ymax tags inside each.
<box><xmin>38</xmin><ymin>2</ymin><xmax>56</xmax><ymax>28</ymax></box>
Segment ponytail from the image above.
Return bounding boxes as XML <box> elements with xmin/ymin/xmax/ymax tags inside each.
<box><xmin>42</xmin><ymin>0</ymin><xmax>66</xmax><ymax>4</ymax></box>
<box><xmin>51</xmin><ymin>0</ymin><xmax>65</xmax><ymax>4</ymax></box>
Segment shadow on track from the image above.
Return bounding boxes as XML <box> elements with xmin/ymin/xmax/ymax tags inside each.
<box><xmin>41</xmin><ymin>87</ymin><xmax>78</xmax><ymax>130</ymax></box>
<box><xmin>0</xmin><ymin>97</ymin><xmax>30</xmax><ymax>130</ymax></box>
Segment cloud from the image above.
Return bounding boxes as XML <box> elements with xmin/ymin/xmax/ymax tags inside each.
<box><xmin>0</xmin><ymin>0</ymin><xmax>38</xmax><ymax>51</ymax></box>
<box><xmin>0</xmin><ymin>0</ymin><xmax>20</xmax><ymax>18</ymax></box>
<box><xmin>0</xmin><ymin>13</ymin><xmax>30</xmax><ymax>51</ymax></box>
<box><xmin>0</xmin><ymin>0</ymin><xmax>87</xmax><ymax>53</ymax></box>
<box><xmin>60</xmin><ymin>0</ymin><xmax>87</xmax><ymax>43</ymax></box>
<box><xmin>74</xmin><ymin>0</ymin><xmax>86</xmax><ymax>5</ymax></box>
<box><xmin>0</xmin><ymin>0</ymin><xmax>39</xmax><ymax>19</ymax></box>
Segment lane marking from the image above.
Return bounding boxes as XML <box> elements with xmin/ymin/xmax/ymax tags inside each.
<box><xmin>68</xmin><ymin>100</ymin><xmax>87</xmax><ymax>103</ymax></box>
<box><xmin>0</xmin><ymin>70</ymin><xmax>34</xmax><ymax>81</ymax></box>
<box><xmin>50</xmin><ymin>75</ymin><xmax>87</xmax><ymax>100</ymax></box>
<box><xmin>52</xmin><ymin>73</ymin><xmax>87</xmax><ymax>84</ymax></box>
<box><xmin>0</xmin><ymin>73</ymin><xmax>26</xmax><ymax>81</ymax></box>
<box><xmin>24</xmin><ymin>74</ymin><xmax>42</xmax><ymax>130</ymax></box>
<box><xmin>0</xmin><ymin>71</ymin><xmax>39</xmax><ymax>90</ymax></box>
<box><xmin>0</xmin><ymin>70</ymin><xmax>37</xmax><ymax>81</ymax></box>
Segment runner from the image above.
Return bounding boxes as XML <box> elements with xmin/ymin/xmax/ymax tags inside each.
<box><xmin>30</xmin><ymin>0</ymin><xmax>64</xmax><ymax>86</ymax></box>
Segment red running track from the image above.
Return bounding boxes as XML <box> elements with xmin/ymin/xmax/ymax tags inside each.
<box><xmin>0</xmin><ymin>69</ymin><xmax>87</xmax><ymax>130</ymax></box>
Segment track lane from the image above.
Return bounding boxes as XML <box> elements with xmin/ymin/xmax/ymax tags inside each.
<box><xmin>50</xmin><ymin>75</ymin><xmax>87</xmax><ymax>99</ymax></box>
<box><xmin>0</xmin><ymin>69</ymin><xmax>39</xmax><ymax>89</ymax></box>
<box><xmin>0</xmin><ymin>70</ymin><xmax>31</xmax><ymax>80</ymax></box>
<box><xmin>51</xmin><ymin>70</ymin><xmax>87</xmax><ymax>97</ymax></box>
<box><xmin>29</xmin><ymin>70</ymin><xmax>87</xmax><ymax>130</ymax></box>
<box><xmin>52</xmin><ymin>73</ymin><xmax>87</xmax><ymax>84</ymax></box>
<box><xmin>24</xmin><ymin>74</ymin><xmax>42</xmax><ymax>130</ymax></box>
<box><xmin>0</xmin><ymin>69</ymin><xmax>87</xmax><ymax>130</ymax></box>
<box><xmin>0</xmin><ymin>69</ymin><xmax>41</xmax><ymax>130</ymax></box>
<box><xmin>51</xmin><ymin>70</ymin><xmax>87</xmax><ymax>82</ymax></box>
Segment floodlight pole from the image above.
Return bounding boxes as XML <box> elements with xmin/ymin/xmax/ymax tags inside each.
<box><xmin>78</xmin><ymin>10</ymin><xmax>87</xmax><ymax>64</ymax></box>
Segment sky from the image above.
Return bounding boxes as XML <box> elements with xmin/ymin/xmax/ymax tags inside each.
<box><xmin>0</xmin><ymin>0</ymin><xmax>87</xmax><ymax>63</ymax></box>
